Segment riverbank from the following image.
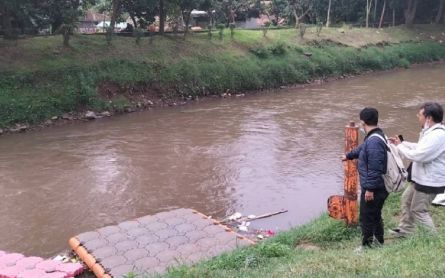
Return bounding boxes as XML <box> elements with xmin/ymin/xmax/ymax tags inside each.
<box><xmin>163</xmin><ymin>192</ymin><xmax>445</xmax><ymax>277</ymax></box>
<box><xmin>1</xmin><ymin>25</ymin><xmax>445</xmax><ymax>133</ymax></box>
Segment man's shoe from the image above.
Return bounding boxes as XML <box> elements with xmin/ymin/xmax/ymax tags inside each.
<box><xmin>389</xmin><ymin>228</ymin><xmax>407</xmax><ymax>238</ymax></box>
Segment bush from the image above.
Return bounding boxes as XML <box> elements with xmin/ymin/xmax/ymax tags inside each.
<box><xmin>216</xmin><ymin>24</ymin><xmax>225</xmax><ymax>40</ymax></box>
<box><xmin>229</xmin><ymin>23</ymin><xmax>236</xmax><ymax>39</ymax></box>
<box><xmin>262</xmin><ymin>22</ymin><xmax>271</xmax><ymax>37</ymax></box>
<box><xmin>269</xmin><ymin>42</ymin><xmax>287</xmax><ymax>56</ymax></box>
<box><xmin>207</xmin><ymin>24</ymin><xmax>213</xmax><ymax>39</ymax></box>
<box><xmin>249</xmin><ymin>47</ymin><xmax>269</xmax><ymax>58</ymax></box>
<box><xmin>316</xmin><ymin>22</ymin><xmax>323</xmax><ymax>37</ymax></box>
<box><xmin>298</xmin><ymin>23</ymin><xmax>307</xmax><ymax>39</ymax></box>
<box><xmin>133</xmin><ymin>28</ymin><xmax>144</xmax><ymax>45</ymax></box>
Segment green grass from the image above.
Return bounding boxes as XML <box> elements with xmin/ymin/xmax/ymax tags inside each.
<box><xmin>1</xmin><ymin>25</ymin><xmax>445</xmax><ymax>128</ymax></box>
<box><xmin>162</xmin><ymin>192</ymin><xmax>445</xmax><ymax>278</ymax></box>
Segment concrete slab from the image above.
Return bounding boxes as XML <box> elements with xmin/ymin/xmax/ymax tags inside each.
<box><xmin>69</xmin><ymin>208</ymin><xmax>254</xmax><ymax>277</ymax></box>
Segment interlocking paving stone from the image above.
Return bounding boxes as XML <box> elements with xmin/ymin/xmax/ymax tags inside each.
<box><xmin>83</xmin><ymin>238</ymin><xmax>109</xmax><ymax>252</ymax></box>
<box><xmin>126</xmin><ymin>227</ymin><xmax>149</xmax><ymax>238</ymax></box>
<box><xmin>109</xmin><ymin>264</ymin><xmax>135</xmax><ymax>278</ymax></box>
<box><xmin>154</xmin><ymin>228</ymin><xmax>179</xmax><ymax>240</ymax></box>
<box><xmin>15</xmin><ymin>256</ymin><xmax>43</xmax><ymax>270</ymax></box>
<box><xmin>77</xmin><ymin>231</ymin><xmax>100</xmax><ymax>243</ymax></box>
<box><xmin>118</xmin><ymin>221</ymin><xmax>140</xmax><ymax>231</ymax></box>
<box><xmin>0</xmin><ymin>250</ymin><xmax>84</xmax><ymax>278</ymax></box>
<box><xmin>165</xmin><ymin>235</ymin><xmax>189</xmax><ymax>247</ymax></box>
<box><xmin>100</xmin><ymin>255</ymin><xmax>127</xmax><ymax>270</ymax></box>
<box><xmin>145</xmin><ymin>243</ymin><xmax>169</xmax><ymax>256</ymax></box>
<box><xmin>135</xmin><ymin>234</ymin><xmax>160</xmax><ymax>247</ymax></box>
<box><xmin>97</xmin><ymin>225</ymin><xmax>121</xmax><ymax>237</ymax></box>
<box><xmin>115</xmin><ymin>240</ymin><xmax>139</xmax><ymax>253</ymax></box>
<box><xmin>106</xmin><ymin>233</ymin><xmax>128</xmax><ymax>244</ymax></box>
<box><xmin>91</xmin><ymin>246</ymin><xmax>117</xmax><ymax>259</ymax></box>
<box><xmin>124</xmin><ymin>249</ymin><xmax>149</xmax><ymax>262</ymax></box>
<box><xmin>70</xmin><ymin>208</ymin><xmax>254</xmax><ymax>277</ymax></box>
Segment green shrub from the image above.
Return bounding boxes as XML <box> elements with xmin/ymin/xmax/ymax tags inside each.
<box><xmin>216</xmin><ymin>24</ymin><xmax>225</xmax><ymax>40</ymax></box>
<box><xmin>249</xmin><ymin>47</ymin><xmax>269</xmax><ymax>58</ymax></box>
<box><xmin>269</xmin><ymin>42</ymin><xmax>287</xmax><ymax>56</ymax></box>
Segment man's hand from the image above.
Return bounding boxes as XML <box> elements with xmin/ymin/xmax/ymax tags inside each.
<box><xmin>341</xmin><ymin>154</ymin><xmax>347</xmax><ymax>161</ymax></box>
<box><xmin>365</xmin><ymin>190</ymin><xmax>374</xmax><ymax>202</ymax></box>
<box><xmin>388</xmin><ymin>136</ymin><xmax>401</xmax><ymax>146</ymax></box>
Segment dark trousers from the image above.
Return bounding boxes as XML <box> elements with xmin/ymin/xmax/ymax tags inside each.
<box><xmin>359</xmin><ymin>189</ymin><xmax>389</xmax><ymax>246</ymax></box>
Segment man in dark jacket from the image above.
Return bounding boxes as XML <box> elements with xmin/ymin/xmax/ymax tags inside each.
<box><xmin>342</xmin><ymin>107</ymin><xmax>388</xmax><ymax>247</ymax></box>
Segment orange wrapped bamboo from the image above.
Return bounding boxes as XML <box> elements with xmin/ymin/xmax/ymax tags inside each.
<box><xmin>328</xmin><ymin>121</ymin><xmax>359</xmax><ymax>226</ymax></box>
<box><xmin>343</xmin><ymin>121</ymin><xmax>359</xmax><ymax>225</ymax></box>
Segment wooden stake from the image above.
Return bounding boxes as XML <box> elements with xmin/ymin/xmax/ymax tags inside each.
<box><xmin>344</xmin><ymin>121</ymin><xmax>359</xmax><ymax>226</ymax></box>
<box><xmin>327</xmin><ymin>121</ymin><xmax>359</xmax><ymax>226</ymax></box>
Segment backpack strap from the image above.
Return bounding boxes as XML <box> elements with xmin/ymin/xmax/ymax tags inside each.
<box><xmin>368</xmin><ymin>133</ymin><xmax>389</xmax><ymax>150</ymax></box>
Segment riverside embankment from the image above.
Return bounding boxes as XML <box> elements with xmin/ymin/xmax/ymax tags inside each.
<box><xmin>1</xmin><ymin>25</ymin><xmax>445</xmax><ymax>132</ymax></box>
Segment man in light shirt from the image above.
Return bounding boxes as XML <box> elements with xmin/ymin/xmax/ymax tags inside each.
<box><xmin>389</xmin><ymin>102</ymin><xmax>445</xmax><ymax>236</ymax></box>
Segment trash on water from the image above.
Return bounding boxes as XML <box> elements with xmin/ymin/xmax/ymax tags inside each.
<box><xmin>228</xmin><ymin>212</ymin><xmax>242</xmax><ymax>221</ymax></box>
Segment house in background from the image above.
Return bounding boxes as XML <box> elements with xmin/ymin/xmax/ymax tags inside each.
<box><xmin>78</xmin><ymin>10</ymin><xmax>110</xmax><ymax>33</ymax></box>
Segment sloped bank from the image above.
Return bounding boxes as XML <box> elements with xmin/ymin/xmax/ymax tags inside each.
<box><xmin>161</xmin><ymin>193</ymin><xmax>445</xmax><ymax>277</ymax></box>
<box><xmin>1</xmin><ymin>39</ymin><xmax>445</xmax><ymax>134</ymax></box>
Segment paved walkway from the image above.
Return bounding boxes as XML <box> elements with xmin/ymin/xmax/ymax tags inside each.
<box><xmin>69</xmin><ymin>208</ymin><xmax>254</xmax><ymax>277</ymax></box>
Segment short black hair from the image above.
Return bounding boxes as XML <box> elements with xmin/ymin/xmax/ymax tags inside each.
<box><xmin>359</xmin><ymin>107</ymin><xmax>379</xmax><ymax>126</ymax></box>
<box><xmin>420</xmin><ymin>102</ymin><xmax>443</xmax><ymax>123</ymax></box>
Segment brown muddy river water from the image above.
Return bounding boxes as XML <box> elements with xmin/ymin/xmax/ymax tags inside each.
<box><xmin>1</xmin><ymin>64</ymin><xmax>445</xmax><ymax>257</ymax></box>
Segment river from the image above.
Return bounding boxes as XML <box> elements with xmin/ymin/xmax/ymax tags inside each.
<box><xmin>1</xmin><ymin>63</ymin><xmax>444</xmax><ymax>257</ymax></box>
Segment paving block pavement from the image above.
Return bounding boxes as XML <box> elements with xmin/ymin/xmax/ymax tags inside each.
<box><xmin>69</xmin><ymin>208</ymin><xmax>254</xmax><ymax>278</ymax></box>
<box><xmin>0</xmin><ymin>250</ymin><xmax>84</xmax><ymax>278</ymax></box>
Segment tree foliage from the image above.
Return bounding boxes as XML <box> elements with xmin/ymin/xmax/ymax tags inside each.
<box><xmin>1</xmin><ymin>0</ymin><xmax>444</xmax><ymax>40</ymax></box>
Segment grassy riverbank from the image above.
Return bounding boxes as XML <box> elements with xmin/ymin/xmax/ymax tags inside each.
<box><xmin>163</xmin><ymin>192</ymin><xmax>445</xmax><ymax>277</ymax></box>
<box><xmin>1</xmin><ymin>25</ymin><xmax>445</xmax><ymax>129</ymax></box>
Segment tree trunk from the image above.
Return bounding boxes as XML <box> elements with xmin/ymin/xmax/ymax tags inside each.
<box><xmin>379</xmin><ymin>0</ymin><xmax>386</xmax><ymax>28</ymax></box>
<box><xmin>110</xmin><ymin>0</ymin><xmax>120</xmax><ymax>32</ymax></box>
<box><xmin>326</xmin><ymin>0</ymin><xmax>332</xmax><ymax>27</ymax></box>
<box><xmin>293</xmin><ymin>6</ymin><xmax>311</xmax><ymax>28</ymax></box>
<box><xmin>208</xmin><ymin>9</ymin><xmax>214</xmax><ymax>28</ymax></box>
<box><xmin>183</xmin><ymin>11</ymin><xmax>191</xmax><ymax>37</ymax></box>
<box><xmin>436</xmin><ymin>0</ymin><xmax>444</xmax><ymax>24</ymax></box>
<box><xmin>130</xmin><ymin>13</ymin><xmax>137</xmax><ymax>28</ymax></box>
<box><xmin>293</xmin><ymin>8</ymin><xmax>299</xmax><ymax>28</ymax></box>
<box><xmin>373</xmin><ymin>0</ymin><xmax>378</xmax><ymax>26</ymax></box>
<box><xmin>366</xmin><ymin>0</ymin><xmax>372</xmax><ymax>28</ymax></box>
<box><xmin>404</xmin><ymin>0</ymin><xmax>418</xmax><ymax>27</ymax></box>
<box><xmin>2</xmin><ymin>6</ymin><xmax>13</xmax><ymax>39</ymax></box>
<box><xmin>159</xmin><ymin>0</ymin><xmax>165</xmax><ymax>34</ymax></box>
<box><xmin>63</xmin><ymin>30</ymin><xmax>70</xmax><ymax>47</ymax></box>
<box><xmin>392</xmin><ymin>8</ymin><xmax>395</xmax><ymax>26</ymax></box>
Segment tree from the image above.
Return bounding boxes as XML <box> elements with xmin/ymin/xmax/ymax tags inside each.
<box><xmin>158</xmin><ymin>0</ymin><xmax>165</xmax><ymax>34</ymax></box>
<box><xmin>366</xmin><ymin>0</ymin><xmax>373</xmax><ymax>27</ymax></box>
<box><xmin>404</xmin><ymin>0</ymin><xmax>418</xmax><ymax>27</ymax></box>
<box><xmin>326</xmin><ymin>0</ymin><xmax>332</xmax><ymax>27</ymax></box>
<box><xmin>120</xmin><ymin>0</ymin><xmax>158</xmax><ymax>28</ymax></box>
<box><xmin>199</xmin><ymin>0</ymin><xmax>215</xmax><ymax>28</ymax></box>
<box><xmin>288</xmin><ymin>0</ymin><xmax>313</xmax><ymax>27</ymax></box>
<box><xmin>378</xmin><ymin>0</ymin><xmax>386</xmax><ymax>28</ymax></box>
<box><xmin>436</xmin><ymin>0</ymin><xmax>444</xmax><ymax>24</ymax></box>
<box><xmin>110</xmin><ymin>0</ymin><xmax>120</xmax><ymax>33</ymax></box>
<box><xmin>1</xmin><ymin>0</ymin><xmax>51</xmax><ymax>38</ymax></box>
<box><xmin>174</xmin><ymin>0</ymin><xmax>202</xmax><ymax>36</ymax></box>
